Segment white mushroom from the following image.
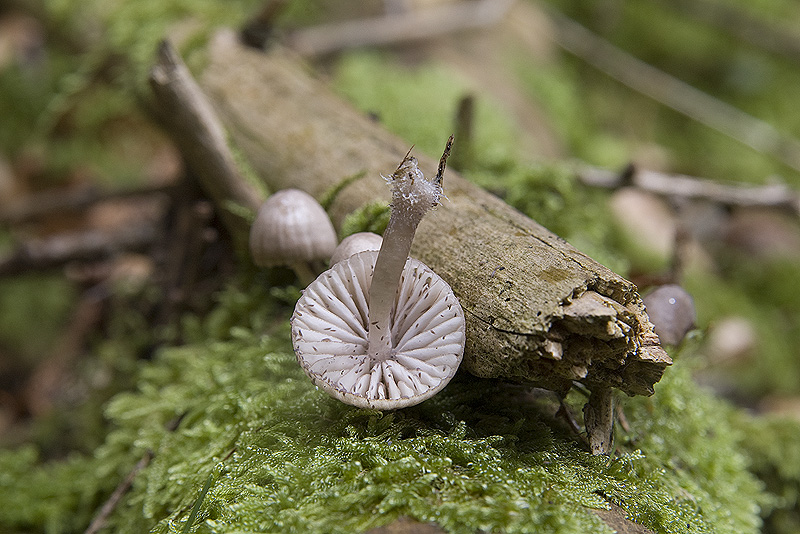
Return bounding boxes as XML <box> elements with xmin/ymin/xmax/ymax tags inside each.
<box><xmin>330</xmin><ymin>232</ymin><xmax>383</xmax><ymax>264</ymax></box>
<box><xmin>249</xmin><ymin>189</ymin><xmax>338</xmax><ymax>285</ymax></box>
<box><xmin>291</xmin><ymin>137</ymin><xmax>466</xmax><ymax>409</ymax></box>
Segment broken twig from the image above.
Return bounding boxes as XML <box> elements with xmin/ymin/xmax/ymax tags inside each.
<box><xmin>84</xmin><ymin>452</ymin><xmax>153</xmax><ymax>534</ymax></box>
<box><xmin>148</xmin><ymin>40</ymin><xmax>263</xmax><ymax>247</ymax></box>
<box><xmin>578</xmin><ymin>164</ymin><xmax>800</xmax><ymax>216</ymax></box>
<box><xmin>0</xmin><ymin>183</ymin><xmax>175</xmax><ymax>226</ymax></box>
<box><xmin>547</xmin><ymin>9</ymin><xmax>800</xmax><ymax>173</ymax></box>
<box><xmin>286</xmin><ymin>0</ymin><xmax>516</xmax><ymax>56</ymax></box>
<box><xmin>0</xmin><ymin>225</ymin><xmax>158</xmax><ymax>277</ymax></box>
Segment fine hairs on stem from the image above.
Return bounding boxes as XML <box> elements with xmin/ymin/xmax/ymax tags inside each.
<box><xmin>367</xmin><ymin>135</ymin><xmax>454</xmax><ymax>361</ymax></box>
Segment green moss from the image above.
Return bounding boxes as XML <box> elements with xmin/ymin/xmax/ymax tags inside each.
<box><xmin>339</xmin><ymin>201</ymin><xmax>391</xmax><ymax>239</ymax></box>
<box><xmin>737</xmin><ymin>415</ymin><xmax>800</xmax><ymax>533</ymax></box>
<box><xmin>332</xmin><ymin>52</ymin><xmax>520</xmax><ymax>169</ymax></box>
<box><xmin>0</xmin><ymin>281</ymin><xmax>768</xmax><ymax>534</ymax></box>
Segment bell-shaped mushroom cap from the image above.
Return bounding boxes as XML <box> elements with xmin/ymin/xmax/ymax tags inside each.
<box><xmin>643</xmin><ymin>284</ymin><xmax>696</xmax><ymax>345</ymax></box>
<box><xmin>330</xmin><ymin>232</ymin><xmax>383</xmax><ymax>264</ymax></box>
<box><xmin>249</xmin><ymin>189</ymin><xmax>337</xmax><ymax>267</ymax></box>
<box><xmin>291</xmin><ymin>250</ymin><xmax>466</xmax><ymax>410</ymax></box>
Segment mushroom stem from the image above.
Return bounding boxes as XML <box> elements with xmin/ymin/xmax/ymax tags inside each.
<box><xmin>290</xmin><ymin>261</ymin><xmax>319</xmax><ymax>287</ymax></box>
<box><xmin>368</xmin><ymin>136</ymin><xmax>453</xmax><ymax>360</ymax></box>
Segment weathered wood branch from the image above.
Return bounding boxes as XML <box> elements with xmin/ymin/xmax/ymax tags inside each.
<box><xmin>150</xmin><ymin>30</ymin><xmax>670</xmax><ymax>399</ymax></box>
<box><xmin>149</xmin><ymin>41</ymin><xmax>263</xmax><ymax>247</ymax></box>
<box><xmin>285</xmin><ymin>0</ymin><xmax>516</xmax><ymax>57</ymax></box>
<box><xmin>579</xmin><ymin>164</ymin><xmax>800</xmax><ymax>216</ymax></box>
<box><xmin>0</xmin><ymin>225</ymin><xmax>158</xmax><ymax>277</ymax></box>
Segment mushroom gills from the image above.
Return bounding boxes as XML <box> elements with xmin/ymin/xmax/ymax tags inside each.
<box><xmin>292</xmin><ymin>251</ymin><xmax>465</xmax><ymax>408</ymax></box>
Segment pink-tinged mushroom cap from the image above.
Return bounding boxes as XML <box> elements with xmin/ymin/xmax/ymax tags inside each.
<box><xmin>249</xmin><ymin>189</ymin><xmax>337</xmax><ymax>267</ymax></box>
<box><xmin>329</xmin><ymin>232</ymin><xmax>383</xmax><ymax>265</ymax></box>
<box><xmin>291</xmin><ymin>250</ymin><xmax>466</xmax><ymax>410</ymax></box>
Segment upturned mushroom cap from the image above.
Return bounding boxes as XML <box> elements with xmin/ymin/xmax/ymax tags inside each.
<box><xmin>249</xmin><ymin>189</ymin><xmax>337</xmax><ymax>267</ymax></box>
<box><xmin>330</xmin><ymin>232</ymin><xmax>383</xmax><ymax>264</ymax></box>
<box><xmin>291</xmin><ymin>250</ymin><xmax>466</xmax><ymax>410</ymax></box>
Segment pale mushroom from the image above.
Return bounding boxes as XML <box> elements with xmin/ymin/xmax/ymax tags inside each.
<box><xmin>249</xmin><ymin>189</ymin><xmax>338</xmax><ymax>285</ymax></box>
<box><xmin>330</xmin><ymin>232</ymin><xmax>383</xmax><ymax>264</ymax></box>
<box><xmin>643</xmin><ymin>284</ymin><xmax>696</xmax><ymax>345</ymax></box>
<box><xmin>291</xmin><ymin>137</ymin><xmax>465</xmax><ymax>409</ymax></box>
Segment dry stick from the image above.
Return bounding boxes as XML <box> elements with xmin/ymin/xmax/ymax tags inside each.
<box><xmin>0</xmin><ymin>183</ymin><xmax>176</xmax><ymax>226</ymax></box>
<box><xmin>578</xmin><ymin>164</ymin><xmax>800</xmax><ymax>216</ymax></box>
<box><xmin>84</xmin><ymin>451</ymin><xmax>153</xmax><ymax>534</ymax></box>
<box><xmin>285</xmin><ymin>0</ymin><xmax>516</xmax><ymax>56</ymax></box>
<box><xmin>547</xmin><ymin>10</ymin><xmax>800</xmax><ymax>174</ymax></box>
<box><xmin>83</xmin><ymin>415</ymin><xmax>184</xmax><ymax>534</ymax></box>
<box><xmin>148</xmin><ymin>40</ymin><xmax>263</xmax><ymax>248</ymax></box>
<box><xmin>0</xmin><ymin>224</ymin><xmax>158</xmax><ymax>277</ymax></box>
<box><xmin>168</xmin><ymin>31</ymin><xmax>670</xmax><ymax>406</ymax></box>
<box><xmin>451</xmin><ymin>94</ymin><xmax>476</xmax><ymax>172</ymax></box>
<box><xmin>240</xmin><ymin>0</ymin><xmax>289</xmax><ymax>49</ymax></box>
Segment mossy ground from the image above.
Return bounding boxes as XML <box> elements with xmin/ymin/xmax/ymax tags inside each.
<box><xmin>0</xmin><ymin>280</ymin><xmax>769</xmax><ymax>534</ymax></box>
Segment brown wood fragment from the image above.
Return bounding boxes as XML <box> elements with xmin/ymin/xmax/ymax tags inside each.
<box><xmin>583</xmin><ymin>386</ymin><xmax>615</xmax><ymax>455</ymax></box>
<box><xmin>285</xmin><ymin>0</ymin><xmax>516</xmax><ymax>57</ymax></box>
<box><xmin>579</xmin><ymin>164</ymin><xmax>800</xmax><ymax>216</ymax></box>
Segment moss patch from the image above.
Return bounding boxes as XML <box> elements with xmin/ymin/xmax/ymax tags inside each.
<box><xmin>0</xmin><ymin>281</ymin><xmax>767</xmax><ymax>534</ymax></box>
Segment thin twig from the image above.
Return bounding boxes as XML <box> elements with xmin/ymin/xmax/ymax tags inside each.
<box><xmin>555</xmin><ymin>396</ymin><xmax>586</xmax><ymax>441</ymax></box>
<box><xmin>84</xmin><ymin>451</ymin><xmax>153</xmax><ymax>534</ymax></box>
<box><xmin>0</xmin><ymin>183</ymin><xmax>176</xmax><ymax>226</ymax></box>
<box><xmin>0</xmin><ymin>224</ymin><xmax>158</xmax><ymax>277</ymax></box>
<box><xmin>577</xmin><ymin>163</ymin><xmax>800</xmax><ymax>216</ymax></box>
<box><xmin>23</xmin><ymin>288</ymin><xmax>107</xmax><ymax>416</ymax></box>
<box><xmin>149</xmin><ymin>40</ymin><xmax>263</xmax><ymax>248</ymax></box>
<box><xmin>547</xmin><ymin>9</ymin><xmax>800</xmax><ymax>174</ymax></box>
<box><xmin>434</xmin><ymin>134</ymin><xmax>455</xmax><ymax>187</ymax></box>
<box><xmin>240</xmin><ymin>0</ymin><xmax>289</xmax><ymax>50</ymax></box>
<box><xmin>285</xmin><ymin>0</ymin><xmax>516</xmax><ymax>57</ymax></box>
<box><xmin>83</xmin><ymin>416</ymin><xmax>184</xmax><ymax>534</ymax></box>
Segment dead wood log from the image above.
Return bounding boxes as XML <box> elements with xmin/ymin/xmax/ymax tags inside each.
<box><xmin>150</xmin><ymin>30</ymin><xmax>670</xmax><ymax>403</ymax></box>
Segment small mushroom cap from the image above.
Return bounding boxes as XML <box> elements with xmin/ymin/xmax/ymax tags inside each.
<box><xmin>249</xmin><ymin>189</ymin><xmax>337</xmax><ymax>267</ymax></box>
<box><xmin>643</xmin><ymin>284</ymin><xmax>696</xmax><ymax>345</ymax></box>
<box><xmin>291</xmin><ymin>250</ymin><xmax>466</xmax><ymax>410</ymax></box>
<box><xmin>330</xmin><ymin>232</ymin><xmax>383</xmax><ymax>264</ymax></box>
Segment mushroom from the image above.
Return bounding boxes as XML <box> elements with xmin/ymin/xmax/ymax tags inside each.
<box><xmin>291</xmin><ymin>136</ymin><xmax>466</xmax><ymax>409</ymax></box>
<box><xmin>330</xmin><ymin>232</ymin><xmax>383</xmax><ymax>264</ymax></box>
<box><xmin>249</xmin><ymin>188</ymin><xmax>338</xmax><ymax>285</ymax></box>
<box><xmin>643</xmin><ymin>284</ymin><xmax>696</xmax><ymax>345</ymax></box>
